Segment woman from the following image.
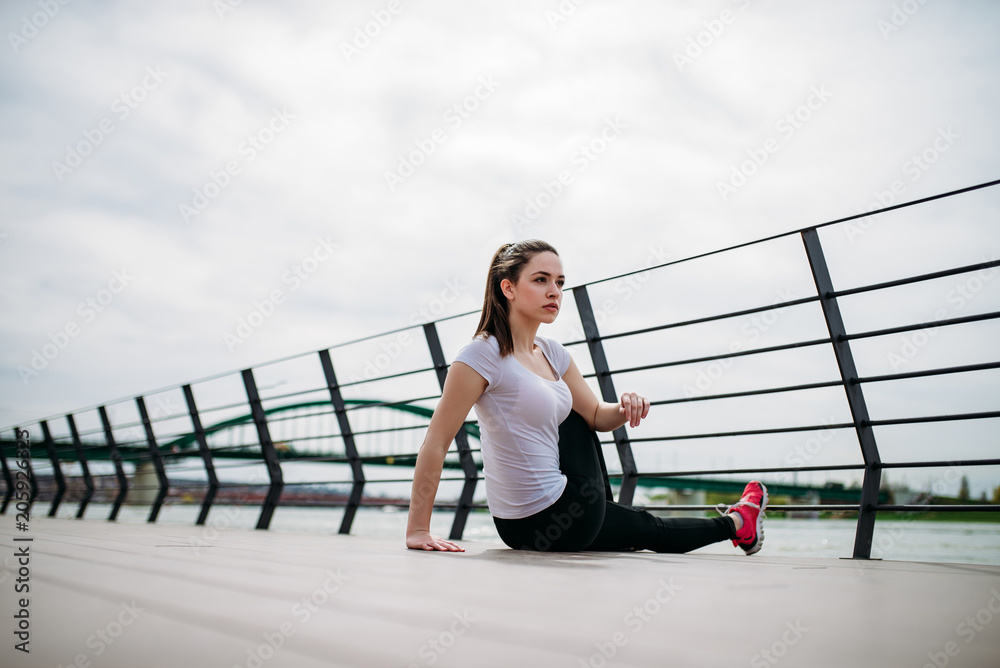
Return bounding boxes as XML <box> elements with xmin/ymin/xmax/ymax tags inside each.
<box><xmin>405</xmin><ymin>240</ymin><xmax>767</xmax><ymax>554</ymax></box>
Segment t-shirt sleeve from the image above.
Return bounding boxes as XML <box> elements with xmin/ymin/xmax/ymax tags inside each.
<box><xmin>452</xmin><ymin>336</ymin><xmax>502</xmax><ymax>388</ymax></box>
<box><xmin>541</xmin><ymin>336</ymin><xmax>572</xmax><ymax>378</ymax></box>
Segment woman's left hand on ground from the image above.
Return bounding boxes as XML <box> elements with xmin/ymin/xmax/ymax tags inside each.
<box><xmin>618</xmin><ymin>392</ymin><xmax>650</xmax><ymax>428</ymax></box>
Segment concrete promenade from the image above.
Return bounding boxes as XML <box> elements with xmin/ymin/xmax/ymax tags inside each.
<box><xmin>2</xmin><ymin>517</ymin><xmax>1000</xmax><ymax>667</ymax></box>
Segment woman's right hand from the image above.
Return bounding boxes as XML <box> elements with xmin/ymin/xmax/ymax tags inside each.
<box><xmin>406</xmin><ymin>530</ymin><xmax>465</xmax><ymax>552</ymax></box>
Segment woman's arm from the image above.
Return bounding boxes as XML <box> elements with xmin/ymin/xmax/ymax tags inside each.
<box><xmin>563</xmin><ymin>358</ymin><xmax>650</xmax><ymax>431</ymax></box>
<box><xmin>405</xmin><ymin>361</ymin><xmax>487</xmax><ymax>551</ymax></box>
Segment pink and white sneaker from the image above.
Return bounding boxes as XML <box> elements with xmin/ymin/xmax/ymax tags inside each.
<box><xmin>717</xmin><ymin>481</ymin><xmax>768</xmax><ymax>555</ymax></box>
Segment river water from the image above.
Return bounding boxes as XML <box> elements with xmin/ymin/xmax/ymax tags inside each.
<box><xmin>64</xmin><ymin>503</ymin><xmax>1000</xmax><ymax>566</ymax></box>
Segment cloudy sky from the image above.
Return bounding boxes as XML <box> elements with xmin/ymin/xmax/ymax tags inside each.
<box><xmin>2</xmin><ymin>1</ymin><xmax>998</xmax><ymax>495</ymax></box>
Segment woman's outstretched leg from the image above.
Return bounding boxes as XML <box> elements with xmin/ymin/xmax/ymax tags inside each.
<box><xmin>586</xmin><ymin>501</ymin><xmax>736</xmax><ymax>553</ymax></box>
<box><xmin>586</xmin><ymin>481</ymin><xmax>768</xmax><ymax>554</ymax></box>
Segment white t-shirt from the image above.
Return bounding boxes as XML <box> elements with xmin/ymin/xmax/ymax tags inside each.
<box><xmin>452</xmin><ymin>333</ymin><xmax>573</xmax><ymax>519</ymax></box>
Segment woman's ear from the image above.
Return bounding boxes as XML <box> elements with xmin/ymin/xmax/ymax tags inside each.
<box><xmin>500</xmin><ymin>278</ymin><xmax>514</xmax><ymax>300</ymax></box>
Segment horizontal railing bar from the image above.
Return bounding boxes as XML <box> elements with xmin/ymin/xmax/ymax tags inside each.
<box><xmin>124</xmin><ymin>464</ymin><xmax>209</xmax><ymax>476</ymax></box>
<box><xmin>337</xmin><ymin>365</ymin><xmax>437</xmax><ymax>389</ymax></box>
<box><xmin>558</xmin><ymin>335</ymin><xmax>598</xmax><ymax>349</ymax></box>
<box><xmin>877</xmin><ymin>458</ymin><xmax>1000</xmax><ymax>469</ymax></box>
<box><xmin>622</xmin><ymin>423</ymin><xmax>857</xmax><ymax>443</ymax></box>
<box><xmin>351</xmin><ymin>502</ymin><xmax>492</xmax><ymax>510</ymax></box>
<box><xmin>170</xmin><ymin>459</ymin><xmax>268</xmax><ymax>472</ymax></box>
<box><xmin>867</xmin><ymin>410</ymin><xmax>1000</xmax><ymax>427</ymax></box>
<box><xmin>156</xmin><ymin>452</ymin><xmax>263</xmax><ymax>466</ymax></box>
<box><xmin>37</xmin><ymin>426</ymin><xmax>193</xmax><ymax>443</ymax></box>
<box><xmin>65</xmin><ymin>425</ymin><xmax>109</xmax><ymax>439</ymax></box>
<box><xmin>274</xmin><ymin>453</ymin><xmax>412</xmax><ymax>465</ymax></box>
<box><xmin>639</xmin><ymin>505</ymin><xmax>860</xmax><ymax>512</ymax></box>
<box><xmin>253</xmin><ymin>386</ymin><xmax>332</xmax><ymax>404</ymax></box>
<box><xmin>653</xmin><ymin>380</ymin><xmax>845</xmax><ymax>405</ymax></box>
<box><xmin>91</xmin><ymin>480</ymin><xmax>261</xmax><ymax>489</ymax></box>
<box><xmin>610</xmin><ymin>464</ymin><xmax>865</xmax><ymax>478</ymax></box>
<box><xmin>97</xmin><ymin>418</ymin><xmax>146</xmax><ymax>431</ymax></box>
<box><xmin>322</xmin><ymin>501</ymin><xmax>483</xmax><ymax>510</ymax></box>
<box><xmin>191</xmin><ymin>443</ymin><xmax>263</xmax><ymax>455</ymax></box>
<box><xmin>115</xmin><ymin>451</ymin><xmax>152</xmax><ymax>462</ymax></box>
<box><xmin>345</xmin><ymin>424</ymin><xmax>431</xmax><ymax>438</ymax></box>
<box><xmin>141</xmin><ymin>412</ymin><xmax>204</xmax><ymax>427</ymax></box>
<box><xmin>277</xmin><ymin>477</ymin><xmax>473</xmax><ymax>487</ymax></box>
<box><xmin>193</xmin><ymin>399</ymin><xmax>259</xmax><ymax>415</ymax></box>
<box><xmin>255</xmin><ymin>477</ymin><xmax>479</xmax><ymax>486</ymax></box>
<box><xmin>598</xmin><ymin>338</ymin><xmax>833</xmax><ymax>378</ymax></box>
<box><xmin>831</xmin><ymin>258</ymin><xmax>1000</xmax><ymax>299</ymax></box>
<box><xmin>844</xmin><ymin>311</ymin><xmax>1000</xmax><ymax>342</ymax></box>
<box><xmin>61</xmin><ymin>437</ymin><xmax>141</xmax><ymax>451</ymax></box>
<box><xmin>131</xmin><ymin>429</ymin><xmax>197</xmax><ymax>442</ymax></box>
<box><xmin>874</xmin><ymin>505</ymin><xmax>1000</xmax><ymax>512</ymax></box>
<box><xmin>266</xmin><ymin>454</ymin><xmax>357</xmax><ymax>465</ymax></box>
<box><xmin>590</xmin><ymin>296</ymin><xmax>821</xmax><ymax>343</ymax></box>
<box><xmin>357</xmin><ymin>452</ymin><xmax>421</xmax><ymax>462</ymax></box>
<box><xmin>857</xmin><ymin>361</ymin><xmax>1000</xmax><ymax>384</ymax></box>
<box><xmin>340</xmin><ymin>395</ymin><xmax>440</xmax><ymax>414</ymax></box>
<box><xmin>58</xmin><ymin>445</ymin><xmax>483</xmax><ymax>472</ymax></box>
<box><xmin>265</xmin><ymin>450</ymin><xmax>481</xmax><ymax>465</ymax></box>
<box><xmin>133</xmin><ymin>480</ymin><xmax>212</xmax><ymax>488</ymax></box>
<box><xmin>38</xmin><ymin>440</ymin><xmax>120</xmax><ymax>453</ymax></box>
<box><xmin>272</xmin><ymin>432</ymin><xmax>344</xmax><ymax>444</ymax></box>
<box><xmin>261</xmin><ymin>409</ymin><xmax>337</xmax><ymax>425</ymax></box>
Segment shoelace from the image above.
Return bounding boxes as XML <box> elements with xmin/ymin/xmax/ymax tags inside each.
<box><xmin>716</xmin><ymin>500</ymin><xmax>765</xmax><ymax>537</ymax></box>
<box><xmin>715</xmin><ymin>499</ymin><xmax>762</xmax><ymax>516</ymax></box>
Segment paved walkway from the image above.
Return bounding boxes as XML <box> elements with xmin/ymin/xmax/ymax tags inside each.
<box><xmin>2</xmin><ymin>517</ymin><xmax>999</xmax><ymax>667</ymax></box>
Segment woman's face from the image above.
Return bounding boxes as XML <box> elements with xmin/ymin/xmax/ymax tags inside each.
<box><xmin>503</xmin><ymin>251</ymin><xmax>565</xmax><ymax>323</ymax></box>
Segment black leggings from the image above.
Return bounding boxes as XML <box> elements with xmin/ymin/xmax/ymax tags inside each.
<box><xmin>492</xmin><ymin>411</ymin><xmax>737</xmax><ymax>553</ymax></box>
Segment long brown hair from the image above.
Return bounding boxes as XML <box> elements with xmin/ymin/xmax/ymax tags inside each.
<box><xmin>473</xmin><ymin>239</ymin><xmax>559</xmax><ymax>357</ymax></box>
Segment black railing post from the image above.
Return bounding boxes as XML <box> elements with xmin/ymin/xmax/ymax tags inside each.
<box><xmin>423</xmin><ymin>322</ymin><xmax>478</xmax><ymax>540</ymax></box>
<box><xmin>573</xmin><ymin>285</ymin><xmax>639</xmax><ymax>505</ymax></box>
<box><xmin>183</xmin><ymin>385</ymin><xmax>219</xmax><ymax>526</ymax></box>
<box><xmin>98</xmin><ymin>406</ymin><xmax>130</xmax><ymax>521</ymax></box>
<box><xmin>318</xmin><ymin>349</ymin><xmax>366</xmax><ymax>534</ymax></box>
<box><xmin>0</xmin><ymin>432</ymin><xmax>14</xmax><ymax>513</ymax></box>
<box><xmin>802</xmin><ymin>228</ymin><xmax>883</xmax><ymax>559</ymax></box>
<box><xmin>242</xmin><ymin>369</ymin><xmax>284</xmax><ymax>530</ymax></box>
<box><xmin>136</xmin><ymin>396</ymin><xmax>169</xmax><ymax>523</ymax></box>
<box><xmin>66</xmin><ymin>414</ymin><xmax>94</xmax><ymax>518</ymax></box>
<box><xmin>39</xmin><ymin>420</ymin><xmax>66</xmax><ymax>517</ymax></box>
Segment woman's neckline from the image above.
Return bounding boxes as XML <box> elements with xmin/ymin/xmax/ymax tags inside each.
<box><xmin>511</xmin><ymin>338</ymin><xmax>560</xmax><ymax>383</ymax></box>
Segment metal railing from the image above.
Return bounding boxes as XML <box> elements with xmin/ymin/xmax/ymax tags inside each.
<box><xmin>3</xmin><ymin>179</ymin><xmax>999</xmax><ymax>559</ymax></box>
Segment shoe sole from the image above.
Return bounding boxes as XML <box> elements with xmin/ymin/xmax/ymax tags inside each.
<box><xmin>741</xmin><ymin>483</ymin><xmax>768</xmax><ymax>556</ymax></box>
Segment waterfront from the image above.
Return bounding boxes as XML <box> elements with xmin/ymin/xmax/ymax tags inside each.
<box><xmin>52</xmin><ymin>503</ymin><xmax>1000</xmax><ymax>566</ymax></box>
